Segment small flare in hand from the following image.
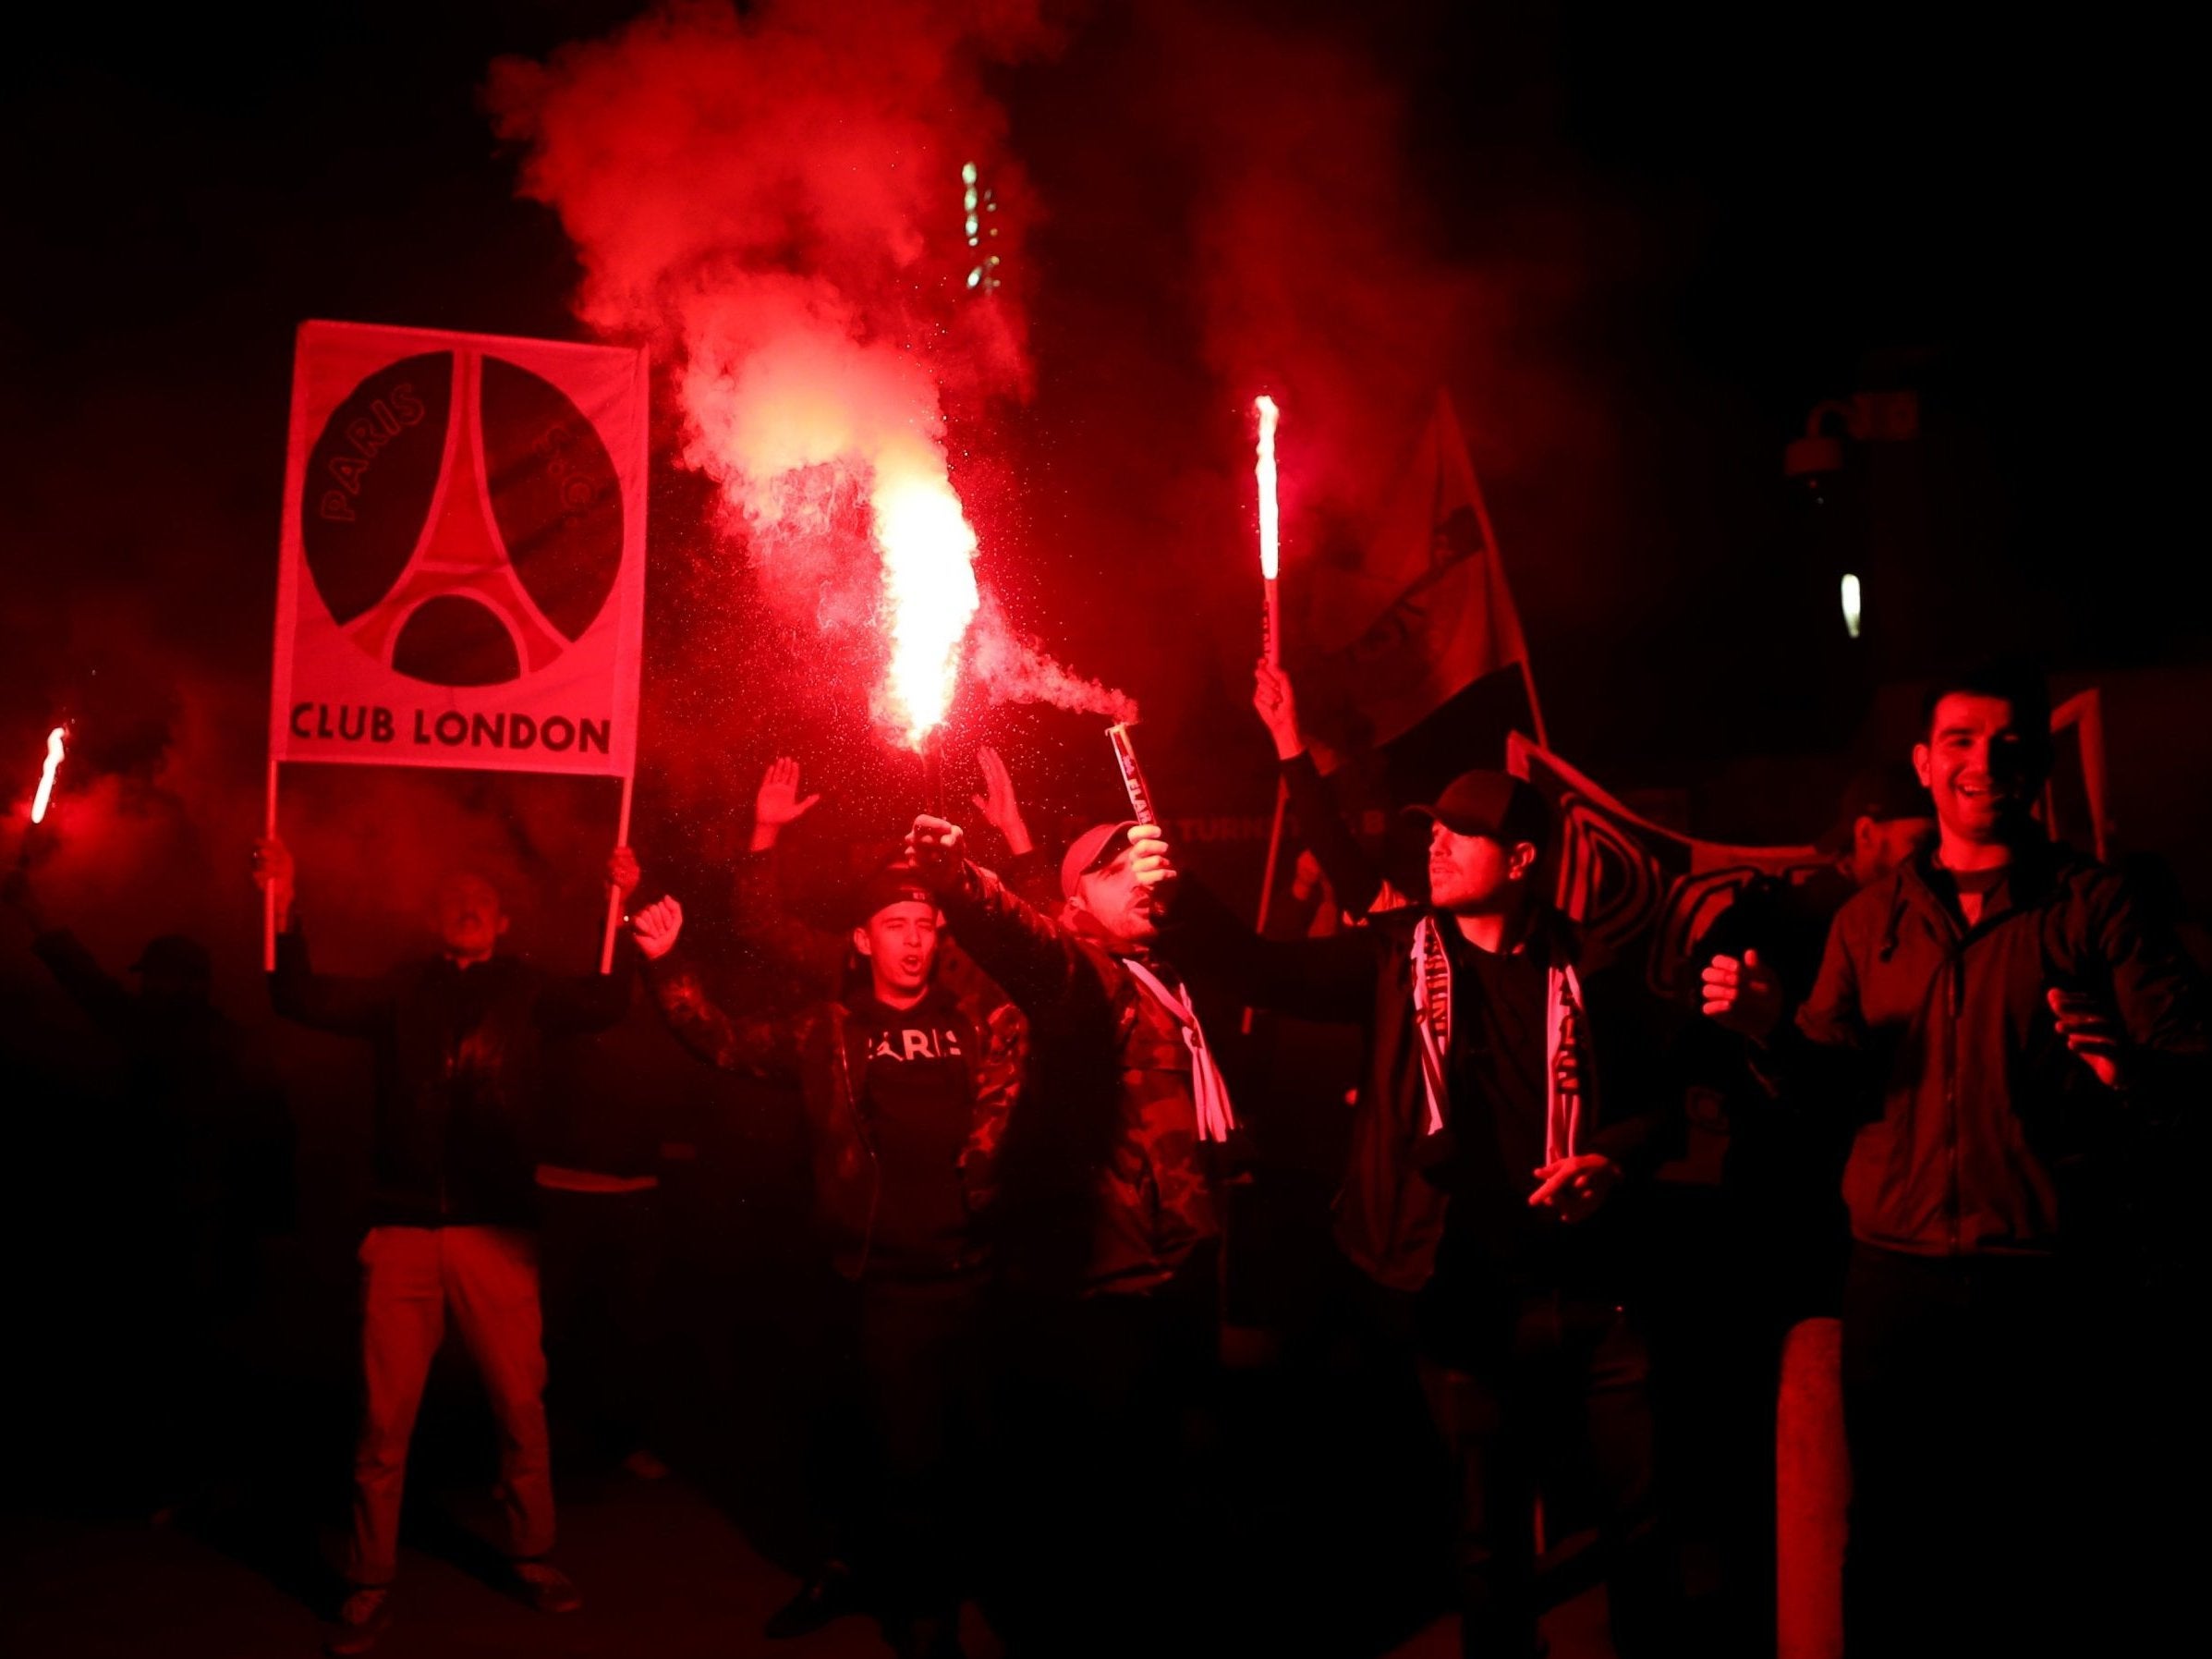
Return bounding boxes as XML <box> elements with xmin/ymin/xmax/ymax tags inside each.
<box><xmin>29</xmin><ymin>727</ymin><xmax>65</xmax><ymax>825</ymax></box>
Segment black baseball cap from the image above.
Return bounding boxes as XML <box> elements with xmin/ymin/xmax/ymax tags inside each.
<box><xmin>1060</xmin><ymin>821</ymin><xmax>1141</xmax><ymax>899</ymax></box>
<box><xmin>851</xmin><ymin>863</ymin><xmax>937</xmax><ymax>926</ymax></box>
<box><xmin>1404</xmin><ymin>770</ymin><xmax>1553</xmax><ymax>851</ymax></box>
<box><xmin>1818</xmin><ymin>762</ymin><xmax>1936</xmax><ymax>855</ymax></box>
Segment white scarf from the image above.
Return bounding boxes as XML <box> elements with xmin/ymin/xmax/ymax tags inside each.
<box><xmin>1122</xmin><ymin>958</ymin><xmax>1238</xmax><ymax>1144</ymax></box>
<box><xmin>1409</xmin><ymin>914</ymin><xmax>1586</xmax><ymax>1162</ymax></box>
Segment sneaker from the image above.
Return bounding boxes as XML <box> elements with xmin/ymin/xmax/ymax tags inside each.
<box><xmin>513</xmin><ymin>1560</ymin><xmax>584</xmax><ymax>1615</ymax></box>
<box><xmin>764</xmin><ymin>1559</ymin><xmax>860</xmax><ymax>1639</ymax></box>
<box><xmin>324</xmin><ymin>1586</ymin><xmax>393</xmax><ymax>1656</ymax></box>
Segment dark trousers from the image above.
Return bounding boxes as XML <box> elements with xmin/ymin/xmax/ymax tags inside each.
<box><xmin>1414</xmin><ymin>1288</ymin><xmax>1673</xmax><ymax>1659</ymax></box>
<box><xmin>852</xmin><ymin>1276</ymin><xmax>991</xmax><ymax>1629</ymax></box>
<box><xmin>993</xmin><ymin>1248</ymin><xmax>1222</xmax><ymax>1659</ymax></box>
<box><xmin>1840</xmin><ymin>1244</ymin><xmax>2128</xmax><ymax>1657</ymax></box>
<box><xmin>539</xmin><ymin>1187</ymin><xmax>668</xmax><ymax>1470</ymax></box>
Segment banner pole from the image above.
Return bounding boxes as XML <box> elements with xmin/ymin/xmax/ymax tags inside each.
<box><xmin>600</xmin><ymin>771</ymin><xmax>635</xmax><ymax>975</ymax></box>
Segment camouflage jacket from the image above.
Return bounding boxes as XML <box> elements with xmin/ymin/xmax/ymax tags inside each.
<box><xmin>938</xmin><ymin>861</ymin><xmax>1220</xmax><ymax>1298</ymax></box>
<box><xmin>646</xmin><ymin>950</ymin><xmax>1026</xmax><ymax>1281</ymax></box>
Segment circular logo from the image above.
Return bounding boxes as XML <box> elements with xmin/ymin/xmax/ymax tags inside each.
<box><xmin>302</xmin><ymin>350</ymin><xmax>624</xmax><ymax>687</ymax></box>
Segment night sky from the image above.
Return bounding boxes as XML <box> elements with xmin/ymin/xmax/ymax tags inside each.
<box><xmin>4</xmin><ymin>1</ymin><xmax>2198</xmax><ymax>947</ymax></box>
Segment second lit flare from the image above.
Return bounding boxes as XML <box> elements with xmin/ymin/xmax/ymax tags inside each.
<box><xmin>1255</xmin><ymin>395</ymin><xmax>1282</xmax><ymax>665</ymax></box>
<box><xmin>29</xmin><ymin>726</ymin><xmax>65</xmax><ymax>825</ymax></box>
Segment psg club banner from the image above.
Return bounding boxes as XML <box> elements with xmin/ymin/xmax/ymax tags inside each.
<box><xmin>270</xmin><ymin>320</ymin><xmax>650</xmax><ymax>778</ymax></box>
<box><xmin>1506</xmin><ymin>734</ymin><xmax>1829</xmax><ymax>1001</ymax></box>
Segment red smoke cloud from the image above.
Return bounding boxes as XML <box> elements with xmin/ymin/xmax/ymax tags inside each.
<box><xmin>487</xmin><ymin>0</ymin><xmax>1134</xmax><ymax>749</ymax></box>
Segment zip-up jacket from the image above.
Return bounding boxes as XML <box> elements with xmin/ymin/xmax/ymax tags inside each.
<box><xmin>937</xmin><ymin>861</ymin><xmax>1221</xmax><ymax>1298</ymax></box>
<box><xmin>1757</xmin><ymin>841</ymin><xmax>2206</xmax><ymax>1258</ymax></box>
<box><xmin>645</xmin><ymin>949</ymin><xmax>1024</xmax><ymax>1280</ymax></box>
<box><xmin>1166</xmin><ymin>885</ymin><xmax>1678</xmax><ymax>1293</ymax></box>
<box><xmin>270</xmin><ymin>927</ymin><xmax>632</xmax><ymax>1228</ymax></box>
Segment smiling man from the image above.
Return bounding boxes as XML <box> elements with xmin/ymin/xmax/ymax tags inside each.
<box><xmin>1703</xmin><ymin>660</ymin><xmax>2207</xmax><ymax>1656</ymax></box>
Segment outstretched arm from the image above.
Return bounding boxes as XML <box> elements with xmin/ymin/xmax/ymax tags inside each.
<box><xmin>632</xmin><ymin>897</ymin><xmax>800</xmax><ymax>1080</ymax></box>
<box><xmin>1162</xmin><ymin>872</ymin><xmax>1379</xmax><ymax>1025</ymax></box>
<box><xmin>908</xmin><ymin>814</ymin><xmax>1093</xmax><ymax>1018</ymax></box>
<box><xmin>1254</xmin><ymin>661</ymin><xmax>1385</xmax><ymax>917</ymax></box>
<box><xmin>972</xmin><ymin>746</ymin><xmax>1061</xmax><ymax>910</ymax></box>
<box><xmin>733</xmin><ymin>760</ymin><xmax>852</xmax><ymax>991</ymax></box>
<box><xmin>250</xmin><ymin>833</ymin><xmax>399</xmax><ymax>1034</ymax></box>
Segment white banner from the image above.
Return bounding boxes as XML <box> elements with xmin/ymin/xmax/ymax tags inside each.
<box><xmin>270</xmin><ymin>320</ymin><xmax>649</xmax><ymax>777</ymax></box>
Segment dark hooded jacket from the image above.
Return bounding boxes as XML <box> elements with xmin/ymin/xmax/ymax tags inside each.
<box><xmin>1166</xmin><ymin>885</ymin><xmax>1679</xmax><ymax>1294</ymax></box>
<box><xmin>271</xmin><ymin>927</ymin><xmax>631</xmax><ymax>1228</ymax></box>
<box><xmin>936</xmin><ymin>860</ymin><xmax>1222</xmax><ymax>1298</ymax></box>
<box><xmin>645</xmin><ymin>947</ymin><xmax>1025</xmax><ymax>1280</ymax></box>
<box><xmin>1756</xmin><ymin>840</ymin><xmax>2206</xmax><ymax>1259</ymax></box>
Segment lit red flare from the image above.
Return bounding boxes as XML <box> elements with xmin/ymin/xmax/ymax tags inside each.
<box><xmin>1256</xmin><ymin>396</ymin><xmax>1282</xmax><ymax>667</ymax></box>
<box><xmin>873</xmin><ymin>470</ymin><xmax>981</xmax><ymax>750</ymax></box>
<box><xmin>1255</xmin><ymin>395</ymin><xmax>1281</xmax><ymax>581</ymax></box>
<box><xmin>30</xmin><ymin>726</ymin><xmax>65</xmax><ymax>824</ymax></box>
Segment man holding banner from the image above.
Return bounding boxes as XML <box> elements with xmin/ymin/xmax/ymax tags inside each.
<box><xmin>258</xmin><ymin>319</ymin><xmax>652</xmax><ymax>1652</ymax></box>
<box><xmin>254</xmin><ymin>838</ymin><xmax>638</xmax><ymax>1651</ymax></box>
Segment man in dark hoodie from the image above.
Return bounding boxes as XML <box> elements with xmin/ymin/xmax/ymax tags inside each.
<box><xmin>254</xmin><ymin>836</ymin><xmax>637</xmax><ymax>1654</ymax></box>
<box><xmin>1163</xmin><ymin>758</ymin><xmax>1682</xmax><ymax>1659</ymax></box>
<box><xmin>630</xmin><ymin>860</ymin><xmax>1024</xmax><ymax>1659</ymax></box>
<box><xmin>1703</xmin><ymin>661</ymin><xmax>2207</xmax><ymax>1656</ymax></box>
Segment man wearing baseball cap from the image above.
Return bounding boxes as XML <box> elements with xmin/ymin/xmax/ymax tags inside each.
<box><xmin>1167</xmin><ymin>766</ymin><xmax>1681</xmax><ymax>1659</ymax></box>
<box><xmin>629</xmin><ymin>850</ymin><xmax>1024</xmax><ymax>1659</ymax></box>
<box><xmin>905</xmin><ymin>807</ymin><xmax>1233</xmax><ymax>1656</ymax></box>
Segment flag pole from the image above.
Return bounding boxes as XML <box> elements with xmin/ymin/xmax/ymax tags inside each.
<box><xmin>1519</xmin><ymin>656</ymin><xmax>1550</xmax><ymax>750</ymax></box>
<box><xmin>600</xmin><ymin>770</ymin><xmax>634</xmax><ymax>975</ymax></box>
<box><xmin>261</xmin><ymin>754</ymin><xmax>279</xmax><ymax>971</ymax></box>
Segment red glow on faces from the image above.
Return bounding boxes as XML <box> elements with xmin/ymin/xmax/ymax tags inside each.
<box><xmin>30</xmin><ymin>726</ymin><xmax>64</xmax><ymax>824</ymax></box>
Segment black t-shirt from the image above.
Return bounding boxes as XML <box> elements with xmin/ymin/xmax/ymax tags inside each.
<box><xmin>852</xmin><ymin>989</ymin><xmax>977</xmax><ymax>1280</ymax></box>
<box><xmin>1416</xmin><ymin>926</ymin><xmax>1591</xmax><ymax>1342</ymax></box>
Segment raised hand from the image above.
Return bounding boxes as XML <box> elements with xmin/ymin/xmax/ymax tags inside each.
<box><xmin>1126</xmin><ymin>823</ymin><xmax>1176</xmax><ymax>891</ymax></box>
<box><xmin>751</xmin><ymin>758</ymin><xmax>821</xmax><ymax>851</ymax></box>
<box><xmin>1702</xmin><ymin>949</ymin><xmax>1783</xmax><ymax>1041</ymax></box>
<box><xmin>2048</xmin><ymin>986</ymin><xmax>2128</xmax><ymax>1091</ymax></box>
<box><xmin>906</xmin><ymin>815</ymin><xmax>968</xmax><ymax>888</ymax></box>
<box><xmin>1252</xmin><ymin>661</ymin><xmax>1305</xmax><ymax>762</ymax></box>
<box><xmin>630</xmin><ymin>896</ymin><xmax>685</xmax><ymax>961</ymax></box>
<box><xmin>608</xmin><ymin>845</ymin><xmax>643</xmax><ymax>901</ymax></box>
<box><xmin>971</xmin><ymin>746</ymin><xmax>1034</xmax><ymax>857</ymax></box>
